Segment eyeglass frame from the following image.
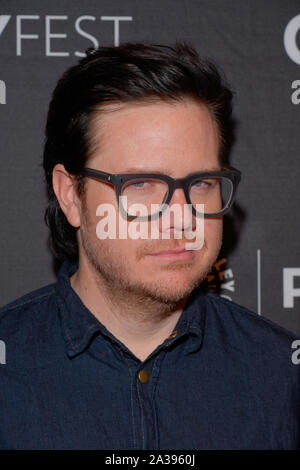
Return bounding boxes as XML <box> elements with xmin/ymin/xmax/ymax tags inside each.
<box><xmin>77</xmin><ymin>166</ymin><xmax>242</xmax><ymax>221</ymax></box>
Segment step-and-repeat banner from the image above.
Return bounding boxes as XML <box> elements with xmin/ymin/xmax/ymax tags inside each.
<box><xmin>0</xmin><ymin>0</ymin><xmax>299</xmax><ymax>334</ymax></box>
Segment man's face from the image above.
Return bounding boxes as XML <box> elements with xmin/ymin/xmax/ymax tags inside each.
<box><xmin>77</xmin><ymin>98</ymin><xmax>222</xmax><ymax>304</ymax></box>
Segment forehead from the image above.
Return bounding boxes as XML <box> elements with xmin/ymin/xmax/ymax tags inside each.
<box><xmin>87</xmin><ymin>98</ymin><xmax>220</xmax><ymax>174</ymax></box>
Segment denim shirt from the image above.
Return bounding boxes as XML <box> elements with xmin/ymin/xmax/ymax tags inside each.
<box><xmin>0</xmin><ymin>259</ymin><xmax>299</xmax><ymax>450</ymax></box>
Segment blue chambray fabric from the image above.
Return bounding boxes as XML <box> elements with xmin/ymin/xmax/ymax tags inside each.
<box><xmin>0</xmin><ymin>259</ymin><xmax>299</xmax><ymax>450</ymax></box>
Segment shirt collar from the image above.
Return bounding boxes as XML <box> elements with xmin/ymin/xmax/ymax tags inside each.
<box><xmin>55</xmin><ymin>259</ymin><xmax>103</xmax><ymax>358</ymax></box>
<box><xmin>166</xmin><ymin>282</ymin><xmax>206</xmax><ymax>355</ymax></box>
<box><xmin>55</xmin><ymin>259</ymin><xmax>206</xmax><ymax>359</ymax></box>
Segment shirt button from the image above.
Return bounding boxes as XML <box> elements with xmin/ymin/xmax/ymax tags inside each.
<box><xmin>168</xmin><ymin>330</ymin><xmax>178</xmax><ymax>339</ymax></box>
<box><xmin>138</xmin><ymin>369</ymin><xmax>149</xmax><ymax>384</ymax></box>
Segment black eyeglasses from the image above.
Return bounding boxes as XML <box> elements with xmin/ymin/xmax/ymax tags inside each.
<box><xmin>78</xmin><ymin>166</ymin><xmax>241</xmax><ymax>221</ymax></box>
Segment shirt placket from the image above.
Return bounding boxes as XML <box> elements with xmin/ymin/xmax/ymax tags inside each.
<box><xmin>117</xmin><ymin>345</ymin><xmax>168</xmax><ymax>450</ymax></box>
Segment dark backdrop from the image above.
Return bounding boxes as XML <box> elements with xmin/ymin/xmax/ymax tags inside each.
<box><xmin>0</xmin><ymin>0</ymin><xmax>299</xmax><ymax>334</ymax></box>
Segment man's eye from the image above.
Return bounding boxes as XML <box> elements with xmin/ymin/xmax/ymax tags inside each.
<box><xmin>125</xmin><ymin>180</ymin><xmax>152</xmax><ymax>191</ymax></box>
<box><xmin>132</xmin><ymin>181</ymin><xmax>149</xmax><ymax>189</ymax></box>
<box><xmin>122</xmin><ymin>180</ymin><xmax>156</xmax><ymax>194</ymax></box>
<box><xmin>192</xmin><ymin>179</ymin><xmax>213</xmax><ymax>189</ymax></box>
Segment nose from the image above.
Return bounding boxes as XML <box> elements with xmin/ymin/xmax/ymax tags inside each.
<box><xmin>159</xmin><ymin>187</ymin><xmax>195</xmax><ymax>234</ymax></box>
<box><xmin>169</xmin><ymin>187</ymin><xmax>188</xmax><ymax>206</ymax></box>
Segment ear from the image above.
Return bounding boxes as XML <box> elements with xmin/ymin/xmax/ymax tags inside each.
<box><xmin>52</xmin><ymin>164</ymin><xmax>81</xmax><ymax>228</ymax></box>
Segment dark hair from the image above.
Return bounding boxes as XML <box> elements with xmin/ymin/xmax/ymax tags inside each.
<box><xmin>43</xmin><ymin>40</ymin><xmax>234</xmax><ymax>264</ymax></box>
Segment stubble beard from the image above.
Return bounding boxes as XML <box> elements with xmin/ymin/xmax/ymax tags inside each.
<box><xmin>79</xmin><ymin>208</ymin><xmax>222</xmax><ymax>317</ymax></box>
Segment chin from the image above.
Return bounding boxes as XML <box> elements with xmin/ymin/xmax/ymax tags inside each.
<box><xmin>147</xmin><ymin>284</ymin><xmax>196</xmax><ymax>305</ymax></box>
<box><xmin>140</xmin><ymin>271</ymin><xmax>202</xmax><ymax>303</ymax></box>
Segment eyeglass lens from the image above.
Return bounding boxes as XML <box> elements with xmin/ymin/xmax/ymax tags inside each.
<box><xmin>120</xmin><ymin>176</ymin><xmax>233</xmax><ymax>217</ymax></box>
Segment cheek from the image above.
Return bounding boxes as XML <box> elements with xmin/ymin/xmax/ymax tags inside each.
<box><xmin>83</xmin><ymin>184</ymin><xmax>119</xmax><ymax>229</ymax></box>
<box><xmin>204</xmin><ymin>219</ymin><xmax>223</xmax><ymax>245</ymax></box>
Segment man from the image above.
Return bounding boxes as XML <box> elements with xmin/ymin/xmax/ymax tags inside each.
<box><xmin>0</xmin><ymin>42</ymin><xmax>299</xmax><ymax>450</ymax></box>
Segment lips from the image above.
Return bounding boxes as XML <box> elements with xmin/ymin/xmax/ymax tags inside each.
<box><xmin>150</xmin><ymin>249</ymin><xmax>189</xmax><ymax>256</ymax></box>
<box><xmin>147</xmin><ymin>246</ymin><xmax>195</xmax><ymax>260</ymax></box>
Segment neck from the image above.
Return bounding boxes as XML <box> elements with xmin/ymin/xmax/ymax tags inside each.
<box><xmin>70</xmin><ymin>256</ymin><xmax>187</xmax><ymax>362</ymax></box>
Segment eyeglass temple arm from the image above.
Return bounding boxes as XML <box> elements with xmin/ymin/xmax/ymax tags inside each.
<box><xmin>223</xmin><ymin>166</ymin><xmax>242</xmax><ymax>180</ymax></box>
<box><xmin>81</xmin><ymin>168</ymin><xmax>113</xmax><ymax>183</ymax></box>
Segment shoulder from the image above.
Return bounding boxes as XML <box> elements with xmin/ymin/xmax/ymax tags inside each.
<box><xmin>0</xmin><ymin>283</ymin><xmax>56</xmax><ymax>313</ymax></box>
<box><xmin>202</xmin><ymin>294</ymin><xmax>300</xmax><ymax>436</ymax></box>
<box><xmin>203</xmin><ymin>292</ymin><xmax>300</xmax><ymax>376</ymax></box>
<box><xmin>0</xmin><ymin>283</ymin><xmax>57</xmax><ymax>318</ymax></box>
<box><xmin>204</xmin><ymin>292</ymin><xmax>298</xmax><ymax>343</ymax></box>
<box><xmin>0</xmin><ymin>283</ymin><xmax>58</xmax><ymax>354</ymax></box>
